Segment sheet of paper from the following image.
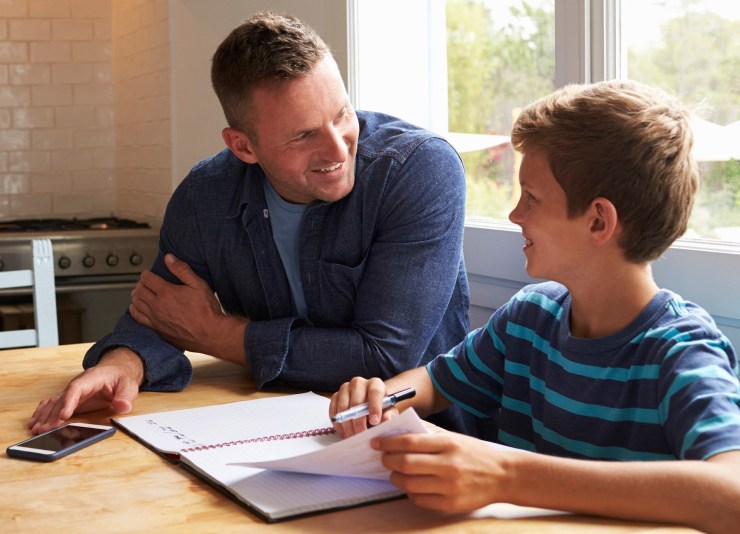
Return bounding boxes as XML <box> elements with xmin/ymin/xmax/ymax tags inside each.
<box><xmin>231</xmin><ymin>408</ymin><xmax>429</xmax><ymax>479</ymax></box>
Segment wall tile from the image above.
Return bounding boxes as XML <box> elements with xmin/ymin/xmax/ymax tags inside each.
<box><xmin>73</xmin><ymin>169</ymin><xmax>113</xmax><ymax>190</ymax></box>
<box><xmin>0</xmin><ymin>196</ymin><xmax>10</xmax><ymax>218</ymax></box>
<box><xmin>72</xmin><ymin>41</ymin><xmax>111</xmax><ymax>62</ymax></box>
<box><xmin>29</xmin><ymin>0</ymin><xmax>69</xmax><ymax>18</ymax></box>
<box><xmin>51</xmin><ymin>62</ymin><xmax>93</xmax><ymax>84</ymax></box>
<box><xmin>9</xmin><ymin>150</ymin><xmax>51</xmax><ymax>172</ymax></box>
<box><xmin>30</xmin><ymin>41</ymin><xmax>71</xmax><ymax>62</ymax></box>
<box><xmin>52</xmin><ymin>19</ymin><xmax>94</xmax><ymax>40</ymax></box>
<box><xmin>12</xmin><ymin>107</ymin><xmax>55</xmax><ymax>128</ymax></box>
<box><xmin>0</xmin><ymin>0</ymin><xmax>29</xmax><ymax>18</ymax></box>
<box><xmin>53</xmin><ymin>192</ymin><xmax>93</xmax><ymax>214</ymax></box>
<box><xmin>0</xmin><ymin>86</ymin><xmax>31</xmax><ymax>106</ymax></box>
<box><xmin>55</xmin><ymin>106</ymin><xmax>96</xmax><ymax>128</ymax></box>
<box><xmin>1</xmin><ymin>173</ymin><xmax>31</xmax><ymax>194</ymax></box>
<box><xmin>0</xmin><ymin>109</ymin><xmax>11</xmax><ymax>128</ymax></box>
<box><xmin>32</xmin><ymin>129</ymin><xmax>74</xmax><ymax>150</ymax></box>
<box><xmin>74</xmin><ymin>82</ymin><xmax>112</xmax><ymax>105</ymax></box>
<box><xmin>31</xmin><ymin>173</ymin><xmax>71</xmax><ymax>193</ymax></box>
<box><xmin>9</xmin><ymin>19</ymin><xmax>51</xmax><ymax>40</ymax></box>
<box><xmin>71</xmin><ymin>0</ymin><xmax>111</xmax><ymax>18</ymax></box>
<box><xmin>51</xmin><ymin>148</ymin><xmax>94</xmax><ymax>170</ymax></box>
<box><xmin>92</xmin><ymin>146</ymin><xmax>114</xmax><ymax>168</ymax></box>
<box><xmin>31</xmin><ymin>83</ymin><xmax>72</xmax><ymax>105</ymax></box>
<box><xmin>74</xmin><ymin>126</ymin><xmax>114</xmax><ymax>148</ymax></box>
<box><xmin>0</xmin><ymin>129</ymin><xmax>31</xmax><ymax>150</ymax></box>
<box><xmin>10</xmin><ymin>194</ymin><xmax>52</xmax><ymax>216</ymax></box>
<box><xmin>0</xmin><ymin>42</ymin><xmax>29</xmax><ymax>63</ymax></box>
<box><xmin>9</xmin><ymin>63</ymin><xmax>51</xmax><ymax>85</ymax></box>
<box><xmin>92</xmin><ymin>189</ymin><xmax>116</xmax><ymax>214</ymax></box>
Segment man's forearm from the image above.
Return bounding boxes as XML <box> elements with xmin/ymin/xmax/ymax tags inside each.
<box><xmin>196</xmin><ymin>314</ymin><xmax>250</xmax><ymax>369</ymax></box>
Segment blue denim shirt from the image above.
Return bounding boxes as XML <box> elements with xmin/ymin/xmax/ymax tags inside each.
<box><xmin>84</xmin><ymin>111</ymin><xmax>470</xmax><ymax>394</ymax></box>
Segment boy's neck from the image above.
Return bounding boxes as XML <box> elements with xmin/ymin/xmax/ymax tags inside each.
<box><xmin>567</xmin><ymin>263</ymin><xmax>659</xmax><ymax>339</ymax></box>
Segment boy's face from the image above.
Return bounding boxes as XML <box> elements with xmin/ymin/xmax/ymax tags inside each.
<box><xmin>508</xmin><ymin>150</ymin><xmax>592</xmax><ymax>283</ymax></box>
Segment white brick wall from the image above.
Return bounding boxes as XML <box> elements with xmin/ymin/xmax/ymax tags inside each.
<box><xmin>0</xmin><ymin>0</ymin><xmax>171</xmax><ymax>225</ymax></box>
<box><xmin>0</xmin><ymin>0</ymin><xmax>116</xmax><ymax>219</ymax></box>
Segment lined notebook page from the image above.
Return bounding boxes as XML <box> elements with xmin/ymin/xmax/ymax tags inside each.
<box><xmin>180</xmin><ymin>435</ymin><xmax>401</xmax><ymax>520</ymax></box>
<box><xmin>113</xmin><ymin>392</ymin><xmax>333</xmax><ymax>456</ymax></box>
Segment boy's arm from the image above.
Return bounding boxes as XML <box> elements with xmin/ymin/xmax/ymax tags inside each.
<box><xmin>330</xmin><ymin>367</ymin><xmax>450</xmax><ymax>437</ymax></box>
<box><xmin>378</xmin><ymin>432</ymin><xmax>740</xmax><ymax>533</ymax></box>
<box><xmin>505</xmin><ymin>448</ymin><xmax>740</xmax><ymax>532</ymax></box>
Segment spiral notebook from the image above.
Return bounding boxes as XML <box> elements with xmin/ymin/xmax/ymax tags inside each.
<box><xmin>111</xmin><ymin>392</ymin><xmax>428</xmax><ymax>522</ymax></box>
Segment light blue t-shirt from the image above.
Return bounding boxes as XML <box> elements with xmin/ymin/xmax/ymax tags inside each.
<box><xmin>262</xmin><ymin>177</ymin><xmax>308</xmax><ymax>319</ymax></box>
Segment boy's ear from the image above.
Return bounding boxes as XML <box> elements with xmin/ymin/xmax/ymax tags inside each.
<box><xmin>588</xmin><ymin>197</ymin><xmax>620</xmax><ymax>245</ymax></box>
<box><xmin>222</xmin><ymin>128</ymin><xmax>259</xmax><ymax>164</ymax></box>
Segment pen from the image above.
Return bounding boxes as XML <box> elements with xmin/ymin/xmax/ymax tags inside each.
<box><xmin>331</xmin><ymin>387</ymin><xmax>416</xmax><ymax>423</ymax></box>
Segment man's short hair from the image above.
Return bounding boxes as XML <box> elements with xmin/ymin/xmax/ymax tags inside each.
<box><xmin>511</xmin><ymin>80</ymin><xmax>700</xmax><ymax>263</ymax></box>
<box><xmin>211</xmin><ymin>11</ymin><xmax>330</xmax><ymax>140</ymax></box>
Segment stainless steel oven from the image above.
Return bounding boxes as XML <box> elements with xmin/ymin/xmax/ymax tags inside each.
<box><xmin>0</xmin><ymin>218</ymin><xmax>159</xmax><ymax>343</ymax></box>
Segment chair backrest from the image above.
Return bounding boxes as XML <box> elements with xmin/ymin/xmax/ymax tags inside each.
<box><xmin>0</xmin><ymin>239</ymin><xmax>59</xmax><ymax>349</ymax></box>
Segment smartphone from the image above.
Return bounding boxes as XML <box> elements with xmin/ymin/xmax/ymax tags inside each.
<box><xmin>6</xmin><ymin>423</ymin><xmax>115</xmax><ymax>462</ymax></box>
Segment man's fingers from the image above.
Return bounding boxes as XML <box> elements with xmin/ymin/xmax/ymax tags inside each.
<box><xmin>110</xmin><ymin>376</ymin><xmax>139</xmax><ymax>414</ymax></box>
<box><xmin>164</xmin><ymin>253</ymin><xmax>207</xmax><ymax>289</ymax></box>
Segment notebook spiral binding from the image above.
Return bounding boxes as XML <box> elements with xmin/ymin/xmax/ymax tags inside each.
<box><xmin>180</xmin><ymin>426</ymin><xmax>336</xmax><ymax>453</ymax></box>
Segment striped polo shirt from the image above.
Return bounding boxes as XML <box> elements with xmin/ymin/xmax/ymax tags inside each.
<box><xmin>427</xmin><ymin>282</ymin><xmax>740</xmax><ymax>460</ymax></box>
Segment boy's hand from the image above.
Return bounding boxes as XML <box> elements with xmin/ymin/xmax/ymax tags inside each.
<box><xmin>330</xmin><ymin>377</ymin><xmax>396</xmax><ymax>438</ymax></box>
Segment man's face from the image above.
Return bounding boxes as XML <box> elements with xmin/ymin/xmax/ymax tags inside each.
<box><xmin>243</xmin><ymin>56</ymin><xmax>360</xmax><ymax>205</ymax></box>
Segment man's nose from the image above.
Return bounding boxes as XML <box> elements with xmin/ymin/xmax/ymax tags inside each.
<box><xmin>322</xmin><ymin>126</ymin><xmax>349</xmax><ymax>161</ymax></box>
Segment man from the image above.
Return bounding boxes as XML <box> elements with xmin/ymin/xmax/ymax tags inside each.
<box><xmin>29</xmin><ymin>12</ymin><xmax>471</xmax><ymax>435</ymax></box>
<box><xmin>329</xmin><ymin>80</ymin><xmax>740</xmax><ymax>533</ymax></box>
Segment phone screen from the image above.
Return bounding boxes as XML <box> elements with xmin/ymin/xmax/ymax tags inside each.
<box><xmin>7</xmin><ymin>423</ymin><xmax>115</xmax><ymax>461</ymax></box>
<box><xmin>23</xmin><ymin>425</ymin><xmax>110</xmax><ymax>452</ymax></box>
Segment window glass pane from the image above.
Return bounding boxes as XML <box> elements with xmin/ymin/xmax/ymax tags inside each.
<box><xmin>622</xmin><ymin>0</ymin><xmax>740</xmax><ymax>244</ymax></box>
<box><xmin>446</xmin><ymin>0</ymin><xmax>555</xmax><ymax>221</ymax></box>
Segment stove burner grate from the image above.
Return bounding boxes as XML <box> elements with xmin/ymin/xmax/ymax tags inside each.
<box><xmin>0</xmin><ymin>217</ymin><xmax>151</xmax><ymax>233</ymax></box>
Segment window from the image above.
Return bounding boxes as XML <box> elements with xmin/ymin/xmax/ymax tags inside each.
<box><xmin>621</xmin><ymin>0</ymin><xmax>740</xmax><ymax>243</ymax></box>
<box><xmin>349</xmin><ymin>0</ymin><xmax>740</xmax><ymax>346</ymax></box>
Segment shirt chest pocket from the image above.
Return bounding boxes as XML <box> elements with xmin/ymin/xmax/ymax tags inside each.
<box><xmin>316</xmin><ymin>252</ymin><xmax>369</xmax><ymax>325</ymax></box>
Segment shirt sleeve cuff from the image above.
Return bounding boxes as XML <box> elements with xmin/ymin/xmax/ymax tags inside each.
<box><xmin>245</xmin><ymin>316</ymin><xmax>299</xmax><ymax>388</ymax></box>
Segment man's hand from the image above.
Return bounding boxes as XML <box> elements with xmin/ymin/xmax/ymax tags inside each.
<box><xmin>28</xmin><ymin>348</ymin><xmax>143</xmax><ymax>435</ymax></box>
<box><xmin>130</xmin><ymin>253</ymin><xmax>249</xmax><ymax>364</ymax></box>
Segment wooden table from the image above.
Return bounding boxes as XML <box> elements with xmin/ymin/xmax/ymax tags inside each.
<box><xmin>1</xmin><ymin>344</ymin><xmax>696</xmax><ymax>533</ymax></box>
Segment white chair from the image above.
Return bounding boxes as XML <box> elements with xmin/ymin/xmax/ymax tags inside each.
<box><xmin>0</xmin><ymin>239</ymin><xmax>59</xmax><ymax>348</ymax></box>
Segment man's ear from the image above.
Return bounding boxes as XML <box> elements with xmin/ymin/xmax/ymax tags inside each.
<box><xmin>222</xmin><ymin>128</ymin><xmax>258</xmax><ymax>164</ymax></box>
<box><xmin>588</xmin><ymin>197</ymin><xmax>620</xmax><ymax>245</ymax></box>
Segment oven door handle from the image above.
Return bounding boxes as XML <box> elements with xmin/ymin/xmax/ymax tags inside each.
<box><xmin>0</xmin><ymin>280</ymin><xmax>136</xmax><ymax>296</ymax></box>
<box><xmin>56</xmin><ymin>281</ymin><xmax>137</xmax><ymax>293</ymax></box>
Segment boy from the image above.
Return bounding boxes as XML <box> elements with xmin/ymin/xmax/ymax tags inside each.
<box><xmin>330</xmin><ymin>80</ymin><xmax>740</xmax><ymax>533</ymax></box>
